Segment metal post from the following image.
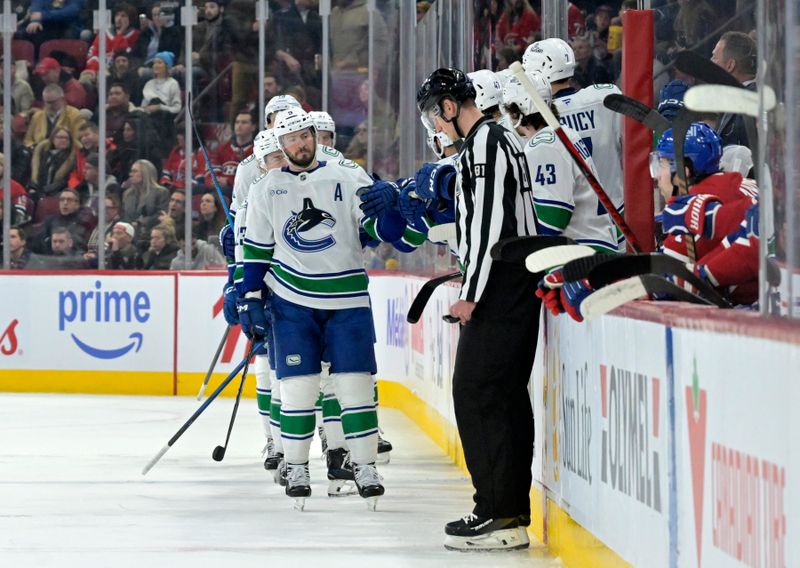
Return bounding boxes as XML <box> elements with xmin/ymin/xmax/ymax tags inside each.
<box><xmin>756</xmin><ymin>0</ymin><xmax>767</xmax><ymax>313</ymax></box>
<box><xmin>1</xmin><ymin>2</ymin><xmax>14</xmax><ymax>270</ymax></box>
<box><xmin>366</xmin><ymin>0</ymin><xmax>375</xmax><ymax>174</ymax></box>
<box><xmin>784</xmin><ymin>2</ymin><xmax>797</xmax><ymax>317</ymax></box>
<box><xmin>541</xmin><ymin>0</ymin><xmax>568</xmax><ymax>40</ymax></box>
<box><xmin>398</xmin><ymin>0</ymin><xmax>414</xmax><ymax>176</ymax></box>
<box><xmin>96</xmin><ymin>2</ymin><xmax>109</xmax><ymax>269</ymax></box>
<box><xmin>183</xmin><ymin>1</ymin><xmax>195</xmax><ymax>269</ymax></box>
<box><xmin>257</xmin><ymin>0</ymin><xmax>267</xmax><ymax>129</ymax></box>
<box><xmin>320</xmin><ymin>0</ymin><xmax>331</xmax><ymax>113</ymax></box>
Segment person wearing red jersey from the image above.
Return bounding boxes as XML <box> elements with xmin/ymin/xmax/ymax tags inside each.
<box><xmin>82</xmin><ymin>3</ymin><xmax>141</xmax><ymax>81</ymax></box>
<box><xmin>213</xmin><ymin>110</ymin><xmax>257</xmax><ymax>193</ymax></box>
<box><xmin>159</xmin><ymin>132</ymin><xmax>220</xmax><ymax>193</ymax></box>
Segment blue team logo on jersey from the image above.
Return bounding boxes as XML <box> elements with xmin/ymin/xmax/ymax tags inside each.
<box><xmin>282</xmin><ymin>197</ymin><xmax>337</xmax><ymax>252</ymax></box>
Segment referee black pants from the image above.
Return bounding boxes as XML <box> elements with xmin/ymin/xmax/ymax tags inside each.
<box><xmin>452</xmin><ymin>261</ymin><xmax>541</xmax><ymax>520</ymax></box>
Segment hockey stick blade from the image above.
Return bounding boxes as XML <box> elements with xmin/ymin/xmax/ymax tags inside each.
<box><xmin>490</xmin><ymin>235</ymin><xmax>576</xmax><ymax>264</ymax></box>
<box><xmin>428</xmin><ymin>223</ymin><xmax>457</xmax><ymax>246</ymax></box>
<box><xmin>674</xmin><ymin>51</ymin><xmax>741</xmax><ymax>88</ymax></box>
<box><xmin>561</xmin><ymin>252</ymin><xmax>619</xmax><ymax>282</ymax></box>
<box><xmin>406</xmin><ymin>271</ymin><xmax>462</xmax><ymax>324</ymax></box>
<box><xmin>525</xmin><ymin>244</ymin><xmax>595</xmax><ymax>273</ymax></box>
<box><xmin>684</xmin><ymin>84</ymin><xmax>777</xmax><ymax>118</ymax></box>
<box><xmin>581</xmin><ymin>275</ymin><xmax>649</xmax><ymax>319</ymax></box>
<box><xmin>603</xmin><ymin>94</ymin><xmax>670</xmax><ymax>135</ymax></box>
<box><xmin>509</xmin><ymin>61</ymin><xmax>643</xmax><ymax>253</ymax></box>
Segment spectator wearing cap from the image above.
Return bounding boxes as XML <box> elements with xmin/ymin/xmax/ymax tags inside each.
<box><xmin>170</xmin><ymin>224</ymin><xmax>225</xmax><ymax>270</ymax></box>
<box><xmin>139</xmin><ymin>222</ymin><xmax>179</xmax><ymax>269</ymax></box>
<box><xmin>496</xmin><ymin>0</ymin><xmax>541</xmax><ymax>52</ymax></box>
<box><xmin>109</xmin><ymin>50</ymin><xmax>144</xmax><ymax>106</ymax></box>
<box><xmin>141</xmin><ymin>51</ymin><xmax>181</xmax><ymax>156</ymax></box>
<box><xmin>29</xmin><ymin>126</ymin><xmax>78</xmax><ymax>199</ymax></box>
<box><xmin>35</xmin><ymin>187</ymin><xmax>96</xmax><ymax>253</ymax></box>
<box><xmin>18</xmin><ymin>0</ymin><xmax>85</xmax><ymax>51</ymax></box>
<box><xmin>23</xmin><ymin>84</ymin><xmax>86</xmax><ymax>148</ymax></box>
<box><xmin>8</xmin><ymin>227</ymin><xmax>32</xmax><ymax>270</ymax></box>
<box><xmin>107</xmin><ymin>221</ymin><xmax>139</xmax><ymax>269</ymax></box>
<box><xmin>33</xmin><ymin>57</ymin><xmax>88</xmax><ymax>112</ymax></box>
<box><xmin>133</xmin><ymin>2</ymin><xmax>183</xmax><ymax>72</ymax></box>
<box><xmin>657</xmin><ymin>79</ymin><xmax>689</xmax><ymax>122</ymax></box>
<box><xmin>83</xmin><ymin>2</ymin><xmax>142</xmax><ymax>84</ymax></box>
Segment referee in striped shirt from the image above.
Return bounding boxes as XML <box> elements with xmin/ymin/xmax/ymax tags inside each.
<box><xmin>417</xmin><ymin>68</ymin><xmax>542</xmax><ymax>551</ymax></box>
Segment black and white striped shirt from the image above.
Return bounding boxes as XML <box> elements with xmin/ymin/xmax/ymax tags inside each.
<box><xmin>456</xmin><ymin>117</ymin><xmax>538</xmax><ymax>303</ymax></box>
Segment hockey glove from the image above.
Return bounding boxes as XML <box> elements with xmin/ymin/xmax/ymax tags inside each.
<box><xmin>744</xmin><ymin>202</ymin><xmax>759</xmax><ymax>238</ymax></box>
<box><xmin>358</xmin><ymin>180</ymin><xmax>399</xmax><ymax>218</ymax></box>
<box><xmin>413</xmin><ymin>162</ymin><xmax>456</xmax><ymax>201</ymax></box>
<box><xmin>219</xmin><ymin>223</ymin><xmax>236</xmax><ymax>261</ymax></box>
<box><xmin>237</xmin><ymin>294</ymin><xmax>269</xmax><ymax>340</ymax></box>
<box><xmin>398</xmin><ymin>180</ymin><xmax>429</xmax><ymax>231</ymax></box>
<box><xmin>560</xmin><ymin>279</ymin><xmax>593</xmax><ymax>323</ymax></box>
<box><xmin>223</xmin><ymin>284</ymin><xmax>239</xmax><ymax>325</ymax></box>
<box><xmin>535</xmin><ymin>269</ymin><xmax>566</xmax><ymax>316</ymax></box>
<box><xmin>662</xmin><ymin>194</ymin><xmax>721</xmax><ymax>238</ymax></box>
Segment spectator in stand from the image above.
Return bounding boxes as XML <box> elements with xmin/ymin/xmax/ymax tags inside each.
<box><xmin>188</xmin><ymin>0</ymin><xmax>235</xmax><ymax>119</ymax></box>
<box><xmin>29</xmin><ymin>126</ymin><xmax>78</xmax><ymax>199</ymax></box>
<box><xmin>8</xmin><ymin>227</ymin><xmax>31</xmax><ymax>270</ymax></box>
<box><xmin>0</xmin><ymin>60</ymin><xmax>35</xmax><ymax>113</ymax></box>
<box><xmin>344</xmin><ymin>121</ymin><xmax>367</xmax><ymax>168</ymax></box>
<box><xmin>139</xmin><ymin>222</ymin><xmax>179</xmax><ymax>269</ymax></box>
<box><xmin>0</xmin><ymin>114</ymin><xmax>33</xmax><ymax>186</ymax></box>
<box><xmin>83</xmin><ymin>194</ymin><xmax>122</xmax><ymax>265</ymax></box>
<box><xmin>672</xmin><ymin>0</ymin><xmax>718</xmax><ymax>56</ymax></box>
<box><xmin>264</xmin><ymin>71</ymin><xmax>283</xmax><ymax>102</ymax></box>
<box><xmin>224</xmin><ymin>0</ymin><xmax>260</xmax><ymax>122</ymax></box>
<box><xmin>106</xmin><ymin>221</ymin><xmax>139</xmax><ymax>269</ymax></box>
<box><xmin>158</xmin><ymin>189</ymin><xmax>186</xmax><ymax>228</ymax></box>
<box><xmin>159</xmin><ymin>132</ymin><xmax>214</xmax><ymax>193</ymax></box>
<box><xmin>67</xmin><ymin>121</ymin><xmax>100</xmax><ymax>188</ymax></box>
<box><xmin>496</xmin><ymin>0</ymin><xmax>541</xmax><ymax>53</ymax></box>
<box><xmin>133</xmin><ymin>2</ymin><xmax>183</xmax><ymax>73</ymax></box>
<box><xmin>109</xmin><ymin>50</ymin><xmax>143</xmax><ymax>106</ymax></box>
<box><xmin>141</xmin><ymin>51</ymin><xmax>181</xmax><ymax>157</ymax></box>
<box><xmin>102</xmin><ymin>82</ymin><xmax>140</xmax><ymax>139</ymax></box>
<box><xmin>266</xmin><ymin>0</ymin><xmax>322</xmax><ymax>108</ymax></box>
<box><xmin>49</xmin><ymin>225</ymin><xmax>79</xmax><ymax>257</ymax></box>
<box><xmin>170</xmin><ymin>224</ymin><xmax>225</xmax><ymax>270</ymax></box>
<box><xmin>589</xmin><ymin>5</ymin><xmax>612</xmax><ymax>40</ymax></box>
<box><xmin>496</xmin><ymin>46</ymin><xmax>522</xmax><ymax>71</ymax></box>
<box><xmin>35</xmin><ymin>187</ymin><xmax>96</xmax><ymax>253</ymax></box>
<box><xmin>83</xmin><ymin>2</ymin><xmax>142</xmax><ymax>85</ymax></box>
<box><xmin>32</xmin><ymin>56</ymin><xmax>87</xmax><ymax>111</ymax></box>
<box><xmin>331</xmin><ymin>0</ymin><xmax>388</xmax><ymax>71</ymax></box>
<box><xmin>109</xmin><ymin>116</ymin><xmax>161</xmax><ymax>182</ymax></box>
<box><xmin>195</xmin><ymin>192</ymin><xmax>227</xmax><ymax>248</ymax></box>
<box><xmin>16</xmin><ymin>0</ymin><xmax>86</xmax><ymax>52</ymax></box>
<box><xmin>73</xmin><ymin>153</ymin><xmax>120</xmax><ymax>209</ymax></box>
<box><xmin>0</xmin><ymin>154</ymin><xmax>32</xmax><ymax>225</ymax></box>
<box><xmin>214</xmin><ymin>110</ymin><xmax>256</xmax><ymax>193</ymax></box>
<box><xmin>711</xmin><ymin>31</ymin><xmax>757</xmax><ymax>148</ymax></box>
<box><xmin>416</xmin><ymin>2</ymin><xmax>431</xmax><ymax>23</ymax></box>
<box><xmin>120</xmin><ymin>159</ymin><xmax>170</xmax><ymax>244</ymax></box>
<box><xmin>571</xmin><ymin>35</ymin><xmax>612</xmax><ymax>88</ymax></box>
<box><xmin>568</xmin><ymin>2</ymin><xmax>586</xmax><ymax>38</ymax></box>
<box><xmin>23</xmin><ymin>84</ymin><xmax>85</xmax><ymax>148</ymax></box>
<box><xmin>284</xmin><ymin>84</ymin><xmax>314</xmax><ymax>113</ymax></box>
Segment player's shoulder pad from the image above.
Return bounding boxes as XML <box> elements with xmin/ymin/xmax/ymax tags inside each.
<box><xmin>528</xmin><ymin>129</ymin><xmax>557</xmax><ymax>148</ymax></box>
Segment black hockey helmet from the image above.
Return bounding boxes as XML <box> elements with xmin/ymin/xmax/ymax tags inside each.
<box><xmin>416</xmin><ymin>68</ymin><xmax>476</xmax><ymax>114</ymax></box>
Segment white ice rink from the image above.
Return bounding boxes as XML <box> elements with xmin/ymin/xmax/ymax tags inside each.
<box><xmin>0</xmin><ymin>393</ymin><xmax>561</xmax><ymax>567</ymax></box>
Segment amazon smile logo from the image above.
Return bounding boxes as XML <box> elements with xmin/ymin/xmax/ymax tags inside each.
<box><xmin>59</xmin><ymin>281</ymin><xmax>150</xmax><ymax>359</ymax></box>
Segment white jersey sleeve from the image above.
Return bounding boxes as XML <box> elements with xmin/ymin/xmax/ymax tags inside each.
<box><xmin>525</xmin><ymin>126</ymin><xmax>618</xmax><ymax>253</ymax></box>
<box><xmin>230</xmin><ymin>154</ymin><xmax>260</xmax><ymax>217</ymax></box>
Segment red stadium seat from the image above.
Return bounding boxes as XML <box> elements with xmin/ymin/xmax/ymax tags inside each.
<box><xmin>39</xmin><ymin>39</ymin><xmax>89</xmax><ymax>72</ymax></box>
<box><xmin>9</xmin><ymin>39</ymin><xmax>35</xmax><ymax>66</ymax></box>
<box><xmin>32</xmin><ymin>195</ymin><xmax>61</xmax><ymax>226</ymax></box>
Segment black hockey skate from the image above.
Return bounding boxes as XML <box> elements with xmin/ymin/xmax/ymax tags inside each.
<box><xmin>264</xmin><ymin>449</ymin><xmax>282</xmax><ymax>471</ymax></box>
<box><xmin>273</xmin><ymin>457</ymin><xmax>288</xmax><ymax>486</ymax></box>
<box><xmin>353</xmin><ymin>462</ymin><xmax>384</xmax><ymax>511</ymax></box>
<box><xmin>376</xmin><ymin>433</ymin><xmax>392</xmax><ymax>464</ymax></box>
<box><xmin>285</xmin><ymin>462</ymin><xmax>312</xmax><ymax>511</ymax></box>
<box><xmin>443</xmin><ymin>514</ymin><xmax>529</xmax><ymax>551</ymax></box>
<box><xmin>326</xmin><ymin>447</ymin><xmax>357</xmax><ymax>497</ymax></box>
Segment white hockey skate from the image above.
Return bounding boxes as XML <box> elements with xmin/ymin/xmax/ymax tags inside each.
<box><xmin>285</xmin><ymin>463</ymin><xmax>312</xmax><ymax>511</ymax></box>
<box><xmin>443</xmin><ymin>514</ymin><xmax>529</xmax><ymax>552</ymax></box>
<box><xmin>353</xmin><ymin>463</ymin><xmax>384</xmax><ymax>511</ymax></box>
<box><xmin>273</xmin><ymin>457</ymin><xmax>287</xmax><ymax>486</ymax></box>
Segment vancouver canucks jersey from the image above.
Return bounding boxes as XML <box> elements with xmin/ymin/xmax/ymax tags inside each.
<box><xmin>525</xmin><ymin>126</ymin><xmax>618</xmax><ymax>254</ymax></box>
<box><xmin>242</xmin><ymin>159</ymin><xmax>375</xmax><ymax>310</ymax></box>
<box><xmin>554</xmin><ymin>84</ymin><xmax>624</xmax><ymax>247</ymax></box>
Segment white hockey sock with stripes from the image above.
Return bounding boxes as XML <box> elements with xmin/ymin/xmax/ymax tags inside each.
<box><xmin>254</xmin><ymin>355</ymin><xmax>271</xmax><ymax>438</ymax></box>
<box><xmin>334</xmin><ymin>372</ymin><xmax>378</xmax><ymax>465</ymax></box>
<box><xmin>269</xmin><ymin>369</ymin><xmax>283</xmax><ymax>454</ymax></box>
<box><xmin>280</xmin><ymin>373</ymin><xmax>320</xmax><ymax>464</ymax></box>
<box><xmin>320</xmin><ymin>368</ymin><xmax>347</xmax><ymax>451</ymax></box>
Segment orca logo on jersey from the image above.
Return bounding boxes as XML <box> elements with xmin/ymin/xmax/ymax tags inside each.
<box><xmin>282</xmin><ymin>197</ymin><xmax>337</xmax><ymax>253</ymax></box>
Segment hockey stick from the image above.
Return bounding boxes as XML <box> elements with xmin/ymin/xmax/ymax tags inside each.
<box><xmin>186</xmin><ymin>92</ymin><xmax>235</xmax><ymax>229</ymax></box>
<box><xmin>586</xmin><ymin>253</ymin><xmax>731</xmax><ymax>308</ymax></box>
<box><xmin>141</xmin><ymin>342</ymin><xmax>262</xmax><ymax>476</ymax></box>
<box><xmin>490</xmin><ymin>235</ymin><xmax>576</xmax><ymax>264</ymax></box>
<box><xmin>406</xmin><ymin>271</ymin><xmax>462</xmax><ymax>324</ymax></box>
<box><xmin>683</xmin><ymin>84</ymin><xmax>777</xmax><ymax>118</ymax></box>
<box><xmin>212</xmin><ymin>341</ymin><xmax>257</xmax><ymax>462</ymax></box>
<box><xmin>509</xmin><ymin>61</ymin><xmax>643</xmax><ymax>253</ymax></box>
<box><xmin>603</xmin><ymin>94</ymin><xmax>670</xmax><ymax>135</ymax></box>
<box><xmin>196</xmin><ymin>325</ymin><xmax>231</xmax><ymax>400</ymax></box>
<box><xmin>561</xmin><ymin>252</ymin><xmax>619</xmax><ymax>281</ymax></box>
<box><xmin>581</xmin><ymin>274</ymin><xmax>714</xmax><ymax>320</ymax></box>
<box><xmin>427</xmin><ymin>222</ymin><xmax>457</xmax><ymax>247</ymax></box>
<box><xmin>525</xmin><ymin>244</ymin><xmax>595</xmax><ymax>273</ymax></box>
<box><xmin>671</xmin><ymin>107</ymin><xmax>698</xmax><ymax>261</ymax></box>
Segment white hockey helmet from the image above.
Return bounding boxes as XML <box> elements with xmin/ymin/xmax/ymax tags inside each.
<box><xmin>495</xmin><ymin>68</ymin><xmax>515</xmax><ymax>89</ymax></box>
<box><xmin>523</xmin><ymin>38</ymin><xmax>576</xmax><ymax>82</ymax></box>
<box><xmin>467</xmin><ymin>69</ymin><xmax>503</xmax><ymax>113</ymax></box>
<box><xmin>501</xmin><ymin>71</ymin><xmax>552</xmax><ymax>125</ymax></box>
<box><xmin>253</xmin><ymin>129</ymin><xmax>281</xmax><ymax>166</ymax></box>
<box><xmin>309</xmin><ymin>111</ymin><xmax>336</xmax><ymax>146</ymax></box>
<box><xmin>264</xmin><ymin>95</ymin><xmax>302</xmax><ymax>128</ymax></box>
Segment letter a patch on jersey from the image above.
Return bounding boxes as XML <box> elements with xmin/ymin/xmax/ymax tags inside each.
<box><xmin>282</xmin><ymin>197</ymin><xmax>337</xmax><ymax>253</ymax></box>
<box><xmin>334</xmin><ymin>183</ymin><xmax>343</xmax><ymax>201</ymax></box>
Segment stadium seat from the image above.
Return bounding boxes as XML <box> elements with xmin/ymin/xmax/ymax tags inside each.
<box><xmin>9</xmin><ymin>39</ymin><xmax>35</xmax><ymax>66</ymax></box>
<box><xmin>32</xmin><ymin>195</ymin><xmax>61</xmax><ymax>226</ymax></box>
<box><xmin>39</xmin><ymin>39</ymin><xmax>88</xmax><ymax>72</ymax></box>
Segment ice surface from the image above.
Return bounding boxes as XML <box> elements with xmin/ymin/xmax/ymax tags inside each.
<box><xmin>0</xmin><ymin>393</ymin><xmax>561</xmax><ymax>567</ymax></box>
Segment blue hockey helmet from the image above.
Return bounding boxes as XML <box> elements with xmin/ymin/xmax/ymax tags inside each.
<box><xmin>655</xmin><ymin>122</ymin><xmax>722</xmax><ymax>177</ymax></box>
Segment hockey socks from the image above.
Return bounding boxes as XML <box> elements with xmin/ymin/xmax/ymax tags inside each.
<box><xmin>280</xmin><ymin>374</ymin><xmax>319</xmax><ymax>464</ymax></box>
<box><xmin>334</xmin><ymin>372</ymin><xmax>379</xmax><ymax>465</ymax></box>
<box><xmin>269</xmin><ymin>370</ymin><xmax>284</xmax><ymax>455</ymax></box>
<box><xmin>254</xmin><ymin>356</ymin><xmax>272</xmax><ymax>437</ymax></box>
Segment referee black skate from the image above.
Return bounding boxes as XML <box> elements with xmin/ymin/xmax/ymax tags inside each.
<box><xmin>417</xmin><ymin>68</ymin><xmax>542</xmax><ymax>552</ymax></box>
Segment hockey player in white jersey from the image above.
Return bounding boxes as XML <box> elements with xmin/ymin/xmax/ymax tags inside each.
<box><xmin>310</xmin><ymin>111</ymin><xmax>337</xmax><ymax>148</ymax></box>
<box><xmin>523</xmin><ymin>37</ymin><xmax>625</xmax><ymax>249</ymax></box>
<box><xmin>239</xmin><ymin>108</ymin><xmax>385</xmax><ymax>510</ymax></box>
<box><xmin>502</xmin><ymin>71</ymin><xmax>617</xmax><ymax>254</ymax></box>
